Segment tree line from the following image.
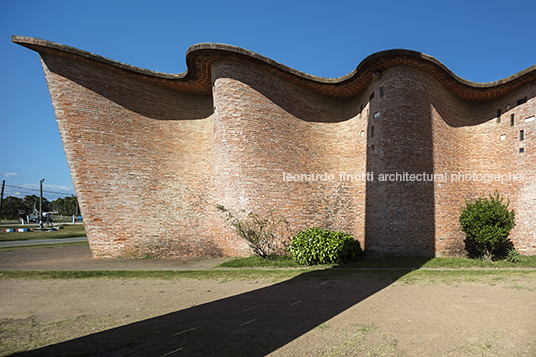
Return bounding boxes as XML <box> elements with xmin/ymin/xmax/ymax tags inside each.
<box><xmin>0</xmin><ymin>195</ymin><xmax>80</xmax><ymax>220</ymax></box>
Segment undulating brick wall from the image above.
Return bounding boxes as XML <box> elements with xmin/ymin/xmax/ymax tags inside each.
<box><xmin>13</xmin><ymin>36</ymin><xmax>536</xmax><ymax>257</ymax></box>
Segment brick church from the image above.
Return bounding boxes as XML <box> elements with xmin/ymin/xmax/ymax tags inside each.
<box><xmin>13</xmin><ymin>36</ymin><xmax>536</xmax><ymax>258</ymax></box>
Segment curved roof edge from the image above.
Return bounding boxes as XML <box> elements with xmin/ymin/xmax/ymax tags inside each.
<box><xmin>12</xmin><ymin>35</ymin><xmax>536</xmax><ymax>100</ymax></box>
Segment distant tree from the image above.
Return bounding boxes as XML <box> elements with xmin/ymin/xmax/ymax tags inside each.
<box><xmin>22</xmin><ymin>195</ymin><xmax>50</xmax><ymax>216</ymax></box>
<box><xmin>0</xmin><ymin>196</ymin><xmax>26</xmax><ymax>220</ymax></box>
<box><xmin>51</xmin><ymin>197</ymin><xmax>64</xmax><ymax>214</ymax></box>
<box><xmin>0</xmin><ymin>194</ymin><xmax>78</xmax><ymax>220</ymax></box>
<box><xmin>52</xmin><ymin>195</ymin><xmax>79</xmax><ymax>216</ymax></box>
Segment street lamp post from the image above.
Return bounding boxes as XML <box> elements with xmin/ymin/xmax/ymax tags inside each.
<box><xmin>39</xmin><ymin>179</ymin><xmax>45</xmax><ymax>229</ymax></box>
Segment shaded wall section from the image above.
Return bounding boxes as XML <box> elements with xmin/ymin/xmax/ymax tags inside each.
<box><xmin>365</xmin><ymin>66</ymin><xmax>435</xmax><ymax>256</ymax></box>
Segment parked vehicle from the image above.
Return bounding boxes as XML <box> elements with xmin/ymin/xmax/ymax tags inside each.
<box><xmin>28</xmin><ymin>214</ymin><xmax>54</xmax><ymax>223</ymax></box>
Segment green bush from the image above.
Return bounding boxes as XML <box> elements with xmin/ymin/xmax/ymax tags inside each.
<box><xmin>459</xmin><ymin>191</ymin><xmax>516</xmax><ymax>260</ymax></box>
<box><xmin>287</xmin><ymin>227</ymin><xmax>362</xmax><ymax>265</ymax></box>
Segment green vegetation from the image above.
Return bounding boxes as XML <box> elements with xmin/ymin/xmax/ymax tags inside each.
<box><xmin>49</xmin><ymin>196</ymin><xmax>80</xmax><ymax>216</ymax></box>
<box><xmin>459</xmin><ymin>191</ymin><xmax>516</xmax><ymax>260</ymax></box>
<box><xmin>288</xmin><ymin>227</ymin><xmax>362</xmax><ymax>265</ymax></box>
<box><xmin>0</xmin><ymin>224</ymin><xmax>85</xmax><ymax>241</ymax></box>
<box><xmin>0</xmin><ymin>195</ymin><xmax>49</xmax><ymax>220</ymax></box>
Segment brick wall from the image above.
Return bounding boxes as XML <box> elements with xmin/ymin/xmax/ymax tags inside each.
<box><xmin>14</xmin><ymin>37</ymin><xmax>536</xmax><ymax>257</ymax></box>
<box><xmin>40</xmin><ymin>53</ymin><xmax>220</xmax><ymax>257</ymax></box>
<box><xmin>431</xmin><ymin>74</ymin><xmax>536</xmax><ymax>255</ymax></box>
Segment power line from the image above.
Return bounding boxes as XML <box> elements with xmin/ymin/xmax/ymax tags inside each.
<box><xmin>3</xmin><ymin>184</ymin><xmax>75</xmax><ymax>196</ymax></box>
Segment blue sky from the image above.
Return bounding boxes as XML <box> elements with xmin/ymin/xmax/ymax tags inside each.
<box><xmin>1</xmin><ymin>0</ymin><xmax>535</xmax><ymax>201</ymax></box>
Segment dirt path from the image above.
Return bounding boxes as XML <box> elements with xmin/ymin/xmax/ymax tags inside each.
<box><xmin>1</xmin><ymin>276</ymin><xmax>535</xmax><ymax>356</ymax></box>
<box><xmin>0</xmin><ymin>245</ymin><xmax>230</xmax><ymax>271</ymax></box>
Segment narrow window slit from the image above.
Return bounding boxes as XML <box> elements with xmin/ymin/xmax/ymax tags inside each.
<box><xmin>517</xmin><ymin>97</ymin><xmax>527</xmax><ymax>106</ymax></box>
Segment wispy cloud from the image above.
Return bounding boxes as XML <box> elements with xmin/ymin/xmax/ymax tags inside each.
<box><xmin>44</xmin><ymin>184</ymin><xmax>75</xmax><ymax>194</ymax></box>
<box><xmin>2</xmin><ymin>172</ymin><xmax>20</xmax><ymax>178</ymax></box>
<box><xmin>19</xmin><ymin>183</ymin><xmax>75</xmax><ymax>195</ymax></box>
<box><xmin>2</xmin><ymin>182</ymin><xmax>75</xmax><ymax>199</ymax></box>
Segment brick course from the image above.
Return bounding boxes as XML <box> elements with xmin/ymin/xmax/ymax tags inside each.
<box><xmin>13</xmin><ymin>36</ymin><xmax>536</xmax><ymax>257</ymax></box>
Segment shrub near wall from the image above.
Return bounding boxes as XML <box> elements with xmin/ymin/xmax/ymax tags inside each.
<box><xmin>459</xmin><ymin>191</ymin><xmax>516</xmax><ymax>260</ymax></box>
<box><xmin>288</xmin><ymin>227</ymin><xmax>362</xmax><ymax>265</ymax></box>
<box><xmin>216</xmin><ymin>205</ymin><xmax>291</xmax><ymax>259</ymax></box>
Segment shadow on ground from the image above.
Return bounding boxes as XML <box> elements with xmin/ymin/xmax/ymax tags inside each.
<box><xmin>12</xmin><ymin>268</ymin><xmax>416</xmax><ymax>356</ymax></box>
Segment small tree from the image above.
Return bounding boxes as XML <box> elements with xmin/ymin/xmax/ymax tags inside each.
<box><xmin>459</xmin><ymin>191</ymin><xmax>516</xmax><ymax>260</ymax></box>
<box><xmin>216</xmin><ymin>204</ymin><xmax>291</xmax><ymax>259</ymax></box>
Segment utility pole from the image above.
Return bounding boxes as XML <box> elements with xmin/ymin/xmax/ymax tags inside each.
<box><xmin>0</xmin><ymin>180</ymin><xmax>5</xmax><ymax>221</ymax></box>
<box><xmin>39</xmin><ymin>179</ymin><xmax>45</xmax><ymax>229</ymax></box>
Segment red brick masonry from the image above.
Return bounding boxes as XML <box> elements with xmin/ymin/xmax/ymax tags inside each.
<box><xmin>13</xmin><ymin>36</ymin><xmax>536</xmax><ymax>257</ymax></box>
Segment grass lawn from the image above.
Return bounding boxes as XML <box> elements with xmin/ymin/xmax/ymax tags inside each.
<box><xmin>1</xmin><ymin>254</ymin><xmax>532</xmax><ymax>282</ymax></box>
<box><xmin>0</xmin><ymin>241</ymin><xmax>89</xmax><ymax>252</ymax></box>
<box><xmin>0</xmin><ymin>224</ymin><xmax>86</xmax><ymax>241</ymax></box>
<box><xmin>218</xmin><ymin>255</ymin><xmax>536</xmax><ymax>269</ymax></box>
<box><xmin>1</xmin><ymin>267</ymin><xmax>535</xmax><ymax>285</ymax></box>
